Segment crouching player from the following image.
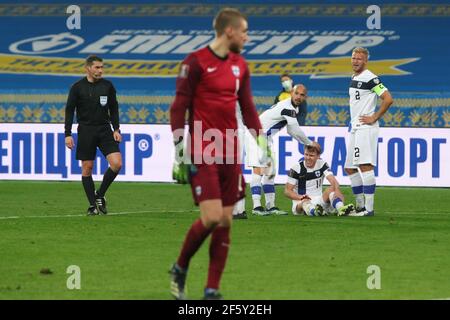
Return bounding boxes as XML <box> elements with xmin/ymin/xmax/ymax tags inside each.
<box><xmin>285</xmin><ymin>145</ymin><xmax>355</xmax><ymax>216</ymax></box>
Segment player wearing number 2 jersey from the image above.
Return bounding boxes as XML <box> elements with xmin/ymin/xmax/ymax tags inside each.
<box><xmin>344</xmin><ymin>47</ymin><xmax>394</xmax><ymax>217</ymax></box>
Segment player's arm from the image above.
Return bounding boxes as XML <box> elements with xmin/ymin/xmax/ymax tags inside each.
<box><xmin>109</xmin><ymin>84</ymin><xmax>121</xmax><ymax>142</ymax></box>
<box><xmin>238</xmin><ymin>65</ymin><xmax>262</xmax><ymax>136</ymax></box>
<box><xmin>238</xmin><ymin>65</ymin><xmax>274</xmax><ymax>163</ymax></box>
<box><xmin>283</xmin><ymin>110</ymin><xmax>316</xmax><ymax>147</ymax></box>
<box><xmin>170</xmin><ymin>55</ymin><xmax>201</xmax><ymax>147</ymax></box>
<box><xmin>325</xmin><ymin>174</ymin><xmax>340</xmax><ymax>191</ymax></box>
<box><xmin>284</xmin><ymin>167</ymin><xmax>310</xmax><ymax>201</ymax></box>
<box><xmin>360</xmin><ymin>79</ymin><xmax>394</xmax><ymax>125</ymax></box>
<box><xmin>64</xmin><ymin>84</ymin><xmax>77</xmax><ymax>149</ymax></box>
<box><xmin>284</xmin><ymin>182</ymin><xmax>309</xmax><ymax>201</ymax></box>
<box><xmin>325</xmin><ymin>169</ymin><xmax>344</xmax><ymax>199</ymax></box>
<box><xmin>169</xmin><ymin>55</ymin><xmax>201</xmax><ymax>183</ymax></box>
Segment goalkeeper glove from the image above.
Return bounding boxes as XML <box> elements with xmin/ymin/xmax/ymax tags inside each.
<box><xmin>172</xmin><ymin>140</ymin><xmax>190</xmax><ymax>184</ymax></box>
<box><xmin>256</xmin><ymin>135</ymin><xmax>274</xmax><ymax>169</ymax></box>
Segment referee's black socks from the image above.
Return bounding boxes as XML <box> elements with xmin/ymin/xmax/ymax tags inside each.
<box><xmin>82</xmin><ymin>175</ymin><xmax>96</xmax><ymax>206</ymax></box>
<box><xmin>98</xmin><ymin>167</ymin><xmax>119</xmax><ymax>198</ymax></box>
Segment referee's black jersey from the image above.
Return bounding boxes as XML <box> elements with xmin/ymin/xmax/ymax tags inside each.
<box><xmin>64</xmin><ymin>77</ymin><xmax>120</xmax><ymax>137</ymax></box>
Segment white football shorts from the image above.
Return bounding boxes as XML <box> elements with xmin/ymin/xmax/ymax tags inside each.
<box><xmin>345</xmin><ymin>127</ymin><xmax>380</xmax><ymax>169</ymax></box>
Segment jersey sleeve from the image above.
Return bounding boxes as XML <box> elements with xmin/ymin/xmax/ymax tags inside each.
<box><xmin>64</xmin><ymin>83</ymin><xmax>78</xmax><ymax>137</ymax></box>
<box><xmin>322</xmin><ymin>161</ymin><xmax>333</xmax><ymax>178</ymax></box>
<box><xmin>282</xmin><ymin>109</ymin><xmax>312</xmax><ymax>145</ymax></box>
<box><xmin>108</xmin><ymin>83</ymin><xmax>120</xmax><ymax>131</ymax></box>
<box><xmin>169</xmin><ymin>54</ymin><xmax>202</xmax><ymax>140</ymax></box>
<box><xmin>368</xmin><ymin>77</ymin><xmax>388</xmax><ymax>96</ymax></box>
<box><xmin>238</xmin><ymin>63</ymin><xmax>262</xmax><ymax>135</ymax></box>
<box><xmin>287</xmin><ymin>163</ymin><xmax>300</xmax><ymax>185</ymax></box>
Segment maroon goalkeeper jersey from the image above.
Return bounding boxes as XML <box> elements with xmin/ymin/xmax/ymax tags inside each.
<box><xmin>170</xmin><ymin>46</ymin><xmax>262</xmax><ymax>163</ymax></box>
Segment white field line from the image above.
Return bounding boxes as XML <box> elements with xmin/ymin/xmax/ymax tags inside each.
<box><xmin>0</xmin><ymin>210</ymin><xmax>447</xmax><ymax>220</ymax></box>
<box><xmin>0</xmin><ymin>209</ymin><xmax>198</xmax><ymax>220</ymax></box>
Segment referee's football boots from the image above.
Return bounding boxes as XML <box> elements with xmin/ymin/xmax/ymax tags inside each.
<box><xmin>95</xmin><ymin>191</ymin><xmax>107</xmax><ymax>214</ymax></box>
<box><xmin>87</xmin><ymin>205</ymin><xmax>99</xmax><ymax>216</ymax></box>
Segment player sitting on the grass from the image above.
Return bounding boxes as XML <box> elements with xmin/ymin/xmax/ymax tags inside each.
<box><xmin>284</xmin><ymin>145</ymin><xmax>355</xmax><ymax>216</ymax></box>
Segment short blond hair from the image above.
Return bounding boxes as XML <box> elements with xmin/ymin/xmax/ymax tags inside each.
<box><xmin>213</xmin><ymin>8</ymin><xmax>246</xmax><ymax>36</ymax></box>
<box><xmin>352</xmin><ymin>47</ymin><xmax>370</xmax><ymax>59</ymax></box>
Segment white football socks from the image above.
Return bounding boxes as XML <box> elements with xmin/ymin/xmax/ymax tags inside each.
<box><xmin>250</xmin><ymin>173</ymin><xmax>263</xmax><ymax>208</ymax></box>
<box><xmin>361</xmin><ymin>170</ymin><xmax>376</xmax><ymax>213</ymax></box>
<box><xmin>349</xmin><ymin>172</ymin><xmax>365</xmax><ymax>210</ymax></box>
<box><xmin>262</xmin><ymin>175</ymin><xmax>275</xmax><ymax>209</ymax></box>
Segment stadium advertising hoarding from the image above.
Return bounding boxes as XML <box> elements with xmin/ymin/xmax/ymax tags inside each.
<box><xmin>0</xmin><ymin>123</ymin><xmax>448</xmax><ymax>187</ymax></box>
<box><xmin>1</xmin><ymin>3</ymin><xmax>449</xmax><ymax>93</ymax></box>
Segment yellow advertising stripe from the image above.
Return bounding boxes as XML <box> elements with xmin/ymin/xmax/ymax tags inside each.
<box><xmin>0</xmin><ymin>54</ymin><xmax>418</xmax><ymax>78</ymax></box>
<box><xmin>248</xmin><ymin>57</ymin><xmax>419</xmax><ymax>77</ymax></box>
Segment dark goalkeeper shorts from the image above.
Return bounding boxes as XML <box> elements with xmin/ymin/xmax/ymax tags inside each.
<box><xmin>189</xmin><ymin>163</ymin><xmax>246</xmax><ymax>207</ymax></box>
<box><xmin>76</xmin><ymin>124</ymin><xmax>120</xmax><ymax>160</ymax></box>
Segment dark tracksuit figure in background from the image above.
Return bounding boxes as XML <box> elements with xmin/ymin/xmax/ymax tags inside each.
<box><xmin>64</xmin><ymin>55</ymin><xmax>122</xmax><ymax>215</ymax></box>
<box><xmin>274</xmin><ymin>73</ymin><xmax>308</xmax><ymax>126</ymax></box>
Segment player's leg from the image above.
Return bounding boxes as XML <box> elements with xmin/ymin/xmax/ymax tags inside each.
<box><xmin>292</xmin><ymin>200</ymin><xmax>305</xmax><ymax>215</ymax></box>
<box><xmin>250</xmin><ymin>167</ymin><xmax>267</xmax><ymax>215</ymax></box>
<box><xmin>355</xmin><ymin>128</ymin><xmax>378</xmax><ymax>216</ymax></box>
<box><xmin>204</xmin><ymin>204</ymin><xmax>232</xmax><ymax>300</ymax></box>
<box><xmin>233</xmin><ymin>124</ymin><xmax>247</xmax><ymax>219</ymax></box>
<box><xmin>325</xmin><ymin>188</ymin><xmax>355</xmax><ymax>216</ymax></box>
<box><xmin>345</xmin><ymin>131</ymin><xmax>365</xmax><ymax>211</ymax></box>
<box><xmin>233</xmin><ymin>198</ymin><xmax>247</xmax><ymax>219</ymax></box>
<box><xmin>170</xmin><ymin>164</ymin><xmax>220</xmax><ymax>300</ymax></box>
<box><xmin>203</xmin><ymin>163</ymin><xmax>244</xmax><ymax>299</ymax></box>
<box><xmin>81</xmin><ymin>161</ymin><xmax>97</xmax><ymax>215</ymax></box>
<box><xmin>360</xmin><ymin>163</ymin><xmax>376</xmax><ymax>216</ymax></box>
<box><xmin>244</xmin><ymin>132</ymin><xmax>267</xmax><ymax>215</ymax></box>
<box><xmin>262</xmin><ymin>173</ymin><xmax>275</xmax><ymax>207</ymax></box>
<box><xmin>76</xmin><ymin>125</ymin><xmax>99</xmax><ymax>215</ymax></box>
<box><xmin>94</xmin><ymin>152</ymin><xmax>122</xmax><ymax>214</ymax></box>
<box><xmin>262</xmin><ymin>148</ymin><xmax>286</xmax><ymax>215</ymax></box>
<box><xmin>262</xmin><ymin>145</ymin><xmax>276</xmax><ymax>212</ymax></box>
<box><xmin>96</xmin><ymin>127</ymin><xmax>122</xmax><ymax>214</ymax></box>
<box><xmin>300</xmin><ymin>196</ymin><xmax>323</xmax><ymax>216</ymax></box>
<box><xmin>170</xmin><ymin>199</ymin><xmax>221</xmax><ymax>300</ymax></box>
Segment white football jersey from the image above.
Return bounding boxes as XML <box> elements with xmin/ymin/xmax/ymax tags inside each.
<box><xmin>259</xmin><ymin>98</ymin><xmax>300</xmax><ymax>136</ymax></box>
<box><xmin>349</xmin><ymin>69</ymin><xmax>388</xmax><ymax>132</ymax></box>
<box><xmin>287</xmin><ymin>159</ymin><xmax>333</xmax><ymax>197</ymax></box>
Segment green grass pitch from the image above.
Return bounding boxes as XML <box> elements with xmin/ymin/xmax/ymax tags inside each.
<box><xmin>0</xmin><ymin>181</ymin><xmax>449</xmax><ymax>300</ymax></box>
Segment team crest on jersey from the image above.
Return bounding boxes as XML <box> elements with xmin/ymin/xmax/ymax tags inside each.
<box><xmin>179</xmin><ymin>64</ymin><xmax>189</xmax><ymax>78</ymax></box>
<box><xmin>100</xmin><ymin>96</ymin><xmax>107</xmax><ymax>106</ymax></box>
<box><xmin>195</xmin><ymin>186</ymin><xmax>202</xmax><ymax>196</ymax></box>
<box><xmin>357</xmin><ymin>82</ymin><xmax>362</xmax><ymax>88</ymax></box>
<box><xmin>231</xmin><ymin>65</ymin><xmax>240</xmax><ymax>77</ymax></box>
<box><xmin>315</xmin><ymin>171</ymin><xmax>321</xmax><ymax>178</ymax></box>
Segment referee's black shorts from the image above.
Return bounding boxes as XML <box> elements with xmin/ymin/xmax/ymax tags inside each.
<box><xmin>76</xmin><ymin>124</ymin><xmax>120</xmax><ymax>160</ymax></box>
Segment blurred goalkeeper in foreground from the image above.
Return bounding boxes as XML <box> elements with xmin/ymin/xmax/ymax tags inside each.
<box><xmin>168</xmin><ymin>8</ymin><xmax>269</xmax><ymax>300</ymax></box>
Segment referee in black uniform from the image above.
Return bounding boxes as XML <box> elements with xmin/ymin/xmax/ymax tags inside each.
<box><xmin>65</xmin><ymin>55</ymin><xmax>122</xmax><ymax>215</ymax></box>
